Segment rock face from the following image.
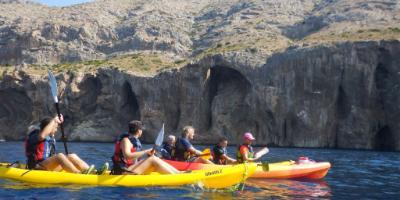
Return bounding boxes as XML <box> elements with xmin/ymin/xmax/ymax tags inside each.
<box><xmin>0</xmin><ymin>0</ymin><xmax>400</xmax><ymax>151</ymax></box>
<box><xmin>1</xmin><ymin>40</ymin><xmax>400</xmax><ymax>151</ymax></box>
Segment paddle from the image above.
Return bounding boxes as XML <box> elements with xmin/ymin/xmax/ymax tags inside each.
<box><xmin>152</xmin><ymin>123</ymin><xmax>164</xmax><ymax>154</ymax></box>
<box><xmin>200</xmin><ymin>148</ymin><xmax>212</xmax><ymax>160</ymax></box>
<box><xmin>254</xmin><ymin>147</ymin><xmax>269</xmax><ymax>159</ymax></box>
<box><xmin>259</xmin><ymin>162</ymin><xmax>269</xmax><ymax>171</ymax></box>
<box><xmin>48</xmin><ymin>70</ymin><xmax>68</xmax><ymax>155</ymax></box>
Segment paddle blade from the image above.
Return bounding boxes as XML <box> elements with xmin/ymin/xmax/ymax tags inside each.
<box><xmin>201</xmin><ymin>148</ymin><xmax>212</xmax><ymax>160</ymax></box>
<box><xmin>260</xmin><ymin>162</ymin><xmax>269</xmax><ymax>171</ymax></box>
<box><xmin>155</xmin><ymin>123</ymin><xmax>164</xmax><ymax>147</ymax></box>
<box><xmin>47</xmin><ymin>70</ymin><xmax>58</xmax><ymax>103</ymax></box>
<box><xmin>254</xmin><ymin>147</ymin><xmax>269</xmax><ymax>159</ymax></box>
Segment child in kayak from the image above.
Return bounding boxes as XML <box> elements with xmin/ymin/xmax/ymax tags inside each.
<box><xmin>212</xmin><ymin>137</ymin><xmax>237</xmax><ymax>164</ymax></box>
<box><xmin>172</xmin><ymin>126</ymin><xmax>213</xmax><ymax>164</ymax></box>
<box><xmin>25</xmin><ymin>115</ymin><xmax>96</xmax><ymax>174</ymax></box>
<box><xmin>236</xmin><ymin>132</ymin><xmax>269</xmax><ymax>163</ymax></box>
<box><xmin>160</xmin><ymin>135</ymin><xmax>176</xmax><ymax>160</ymax></box>
<box><xmin>111</xmin><ymin>120</ymin><xmax>179</xmax><ymax>175</ymax></box>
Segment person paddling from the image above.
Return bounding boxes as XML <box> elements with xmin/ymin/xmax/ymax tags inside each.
<box><xmin>172</xmin><ymin>126</ymin><xmax>213</xmax><ymax>164</ymax></box>
<box><xmin>25</xmin><ymin>115</ymin><xmax>96</xmax><ymax>174</ymax></box>
<box><xmin>212</xmin><ymin>137</ymin><xmax>236</xmax><ymax>165</ymax></box>
<box><xmin>111</xmin><ymin>120</ymin><xmax>179</xmax><ymax>175</ymax></box>
<box><xmin>236</xmin><ymin>132</ymin><xmax>269</xmax><ymax>163</ymax></box>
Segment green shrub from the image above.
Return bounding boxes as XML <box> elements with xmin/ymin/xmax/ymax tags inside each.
<box><xmin>389</xmin><ymin>27</ymin><xmax>400</xmax><ymax>33</ymax></box>
<box><xmin>151</xmin><ymin>58</ymin><xmax>162</xmax><ymax>64</ymax></box>
<box><xmin>174</xmin><ymin>60</ymin><xmax>186</xmax><ymax>65</ymax></box>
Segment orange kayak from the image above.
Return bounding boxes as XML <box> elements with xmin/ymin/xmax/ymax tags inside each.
<box><xmin>252</xmin><ymin>161</ymin><xmax>331</xmax><ymax>179</ymax></box>
<box><xmin>164</xmin><ymin>160</ymin><xmax>331</xmax><ymax>180</ymax></box>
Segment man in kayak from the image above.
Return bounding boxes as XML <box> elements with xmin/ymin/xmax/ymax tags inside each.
<box><xmin>236</xmin><ymin>132</ymin><xmax>269</xmax><ymax>163</ymax></box>
<box><xmin>160</xmin><ymin>135</ymin><xmax>176</xmax><ymax>160</ymax></box>
<box><xmin>172</xmin><ymin>126</ymin><xmax>213</xmax><ymax>164</ymax></box>
<box><xmin>212</xmin><ymin>137</ymin><xmax>236</xmax><ymax>164</ymax></box>
<box><xmin>111</xmin><ymin>120</ymin><xmax>179</xmax><ymax>175</ymax></box>
<box><xmin>25</xmin><ymin>115</ymin><xmax>96</xmax><ymax>174</ymax></box>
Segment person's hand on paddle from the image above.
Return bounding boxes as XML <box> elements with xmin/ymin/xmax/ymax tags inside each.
<box><xmin>54</xmin><ymin>114</ymin><xmax>64</xmax><ymax>125</ymax></box>
<box><xmin>146</xmin><ymin>148</ymin><xmax>155</xmax><ymax>156</ymax></box>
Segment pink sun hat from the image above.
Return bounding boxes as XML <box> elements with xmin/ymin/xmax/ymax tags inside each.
<box><xmin>243</xmin><ymin>132</ymin><xmax>255</xmax><ymax>141</ymax></box>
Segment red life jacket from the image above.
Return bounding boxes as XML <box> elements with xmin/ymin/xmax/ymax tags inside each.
<box><xmin>25</xmin><ymin>129</ymin><xmax>56</xmax><ymax>169</ymax></box>
<box><xmin>112</xmin><ymin>132</ymin><xmax>142</xmax><ymax>169</ymax></box>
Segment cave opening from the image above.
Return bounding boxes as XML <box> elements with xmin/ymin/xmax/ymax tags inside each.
<box><xmin>78</xmin><ymin>76</ymin><xmax>102</xmax><ymax>115</ymax></box>
<box><xmin>374</xmin><ymin>125</ymin><xmax>396</xmax><ymax>151</ymax></box>
<box><xmin>0</xmin><ymin>89</ymin><xmax>32</xmax><ymax>139</ymax></box>
<box><xmin>202</xmin><ymin>66</ymin><xmax>253</xmax><ymax>138</ymax></box>
<box><xmin>336</xmin><ymin>85</ymin><xmax>351</xmax><ymax>119</ymax></box>
<box><xmin>121</xmin><ymin>81</ymin><xmax>141</xmax><ymax>121</ymax></box>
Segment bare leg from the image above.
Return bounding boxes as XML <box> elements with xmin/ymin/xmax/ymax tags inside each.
<box><xmin>39</xmin><ymin>153</ymin><xmax>81</xmax><ymax>173</ymax></box>
<box><xmin>194</xmin><ymin>157</ymin><xmax>214</xmax><ymax>164</ymax></box>
<box><xmin>36</xmin><ymin>156</ymin><xmax>62</xmax><ymax>171</ymax></box>
<box><xmin>151</xmin><ymin>156</ymin><xmax>179</xmax><ymax>174</ymax></box>
<box><xmin>67</xmin><ymin>153</ymin><xmax>89</xmax><ymax>171</ymax></box>
<box><xmin>127</xmin><ymin>156</ymin><xmax>179</xmax><ymax>175</ymax></box>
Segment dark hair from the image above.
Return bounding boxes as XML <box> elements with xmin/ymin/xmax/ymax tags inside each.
<box><xmin>129</xmin><ymin>120</ymin><xmax>143</xmax><ymax>134</ymax></box>
<box><xmin>40</xmin><ymin>117</ymin><xmax>53</xmax><ymax>131</ymax></box>
<box><xmin>218</xmin><ymin>136</ymin><xmax>228</xmax><ymax>143</ymax></box>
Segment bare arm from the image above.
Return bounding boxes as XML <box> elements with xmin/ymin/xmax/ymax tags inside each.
<box><xmin>188</xmin><ymin>146</ymin><xmax>203</xmax><ymax>156</ymax></box>
<box><xmin>242</xmin><ymin>150</ymin><xmax>259</xmax><ymax>162</ymax></box>
<box><xmin>120</xmin><ymin>138</ymin><xmax>151</xmax><ymax>159</ymax></box>
<box><xmin>38</xmin><ymin>115</ymin><xmax>63</xmax><ymax>141</ymax></box>
<box><xmin>221</xmin><ymin>154</ymin><xmax>237</xmax><ymax>164</ymax></box>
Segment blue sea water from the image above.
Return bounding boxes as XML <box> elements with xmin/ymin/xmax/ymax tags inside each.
<box><xmin>0</xmin><ymin>142</ymin><xmax>399</xmax><ymax>199</ymax></box>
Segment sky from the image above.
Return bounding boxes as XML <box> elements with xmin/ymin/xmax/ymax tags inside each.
<box><xmin>33</xmin><ymin>0</ymin><xmax>93</xmax><ymax>7</ymax></box>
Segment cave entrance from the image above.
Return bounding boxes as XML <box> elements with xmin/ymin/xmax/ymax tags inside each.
<box><xmin>202</xmin><ymin>66</ymin><xmax>253</xmax><ymax>141</ymax></box>
<box><xmin>121</xmin><ymin>82</ymin><xmax>141</xmax><ymax>121</ymax></box>
<box><xmin>78</xmin><ymin>76</ymin><xmax>102</xmax><ymax>115</ymax></box>
<box><xmin>0</xmin><ymin>89</ymin><xmax>32</xmax><ymax>139</ymax></box>
<box><xmin>374</xmin><ymin>126</ymin><xmax>396</xmax><ymax>151</ymax></box>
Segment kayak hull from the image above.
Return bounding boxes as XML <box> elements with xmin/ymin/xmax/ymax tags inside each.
<box><xmin>0</xmin><ymin>163</ymin><xmax>256</xmax><ymax>189</ymax></box>
<box><xmin>164</xmin><ymin>160</ymin><xmax>331</xmax><ymax>180</ymax></box>
<box><xmin>252</xmin><ymin>161</ymin><xmax>331</xmax><ymax>179</ymax></box>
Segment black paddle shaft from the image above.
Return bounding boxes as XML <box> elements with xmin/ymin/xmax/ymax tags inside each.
<box><xmin>55</xmin><ymin>103</ymin><xmax>69</xmax><ymax>155</ymax></box>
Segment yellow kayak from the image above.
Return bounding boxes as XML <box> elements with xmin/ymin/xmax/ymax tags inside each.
<box><xmin>0</xmin><ymin>163</ymin><xmax>256</xmax><ymax>189</ymax></box>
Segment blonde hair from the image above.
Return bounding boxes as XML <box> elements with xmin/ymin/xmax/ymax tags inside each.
<box><xmin>182</xmin><ymin>126</ymin><xmax>194</xmax><ymax>137</ymax></box>
<box><xmin>167</xmin><ymin>135</ymin><xmax>176</xmax><ymax>141</ymax></box>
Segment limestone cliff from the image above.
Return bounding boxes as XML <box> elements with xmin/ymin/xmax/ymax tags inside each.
<box><xmin>0</xmin><ymin>0</ymin><xmax>400</xmax><ymax>151</ymax></box>
<box><xmin>1</xmin><ymin>40</ymin><xmax>399</xmax><ymax>151</ymax></box>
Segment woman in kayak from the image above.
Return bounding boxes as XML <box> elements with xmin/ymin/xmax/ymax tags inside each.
<box><xmin>111</xmin><ymin>120</ymin><xmax>179</xmax><ymax>175</ymax></box>
<box><xmin>236</xmin><ymin>132</ymin><xmax>269</xmax><ymax>163</ymax></box>
<box><xmin>212</xmin><ymin>137</ymin><xmax>236</xmax><ymax>164</ymax></box>
<box><xmin>25</xmin><ymin>115</ymin><xmax>95</xmax><ymax>174</ymax></box>
<box><xmin>172</xmin><ymin>126</ymin><xmax>213</xmax><ymax>164</ymax></box>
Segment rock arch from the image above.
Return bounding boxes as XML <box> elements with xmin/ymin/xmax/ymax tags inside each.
<box><xmin>201</xmin><ymin>66</ymin><xmax>254</xmax><ymax>142</ymax></box>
